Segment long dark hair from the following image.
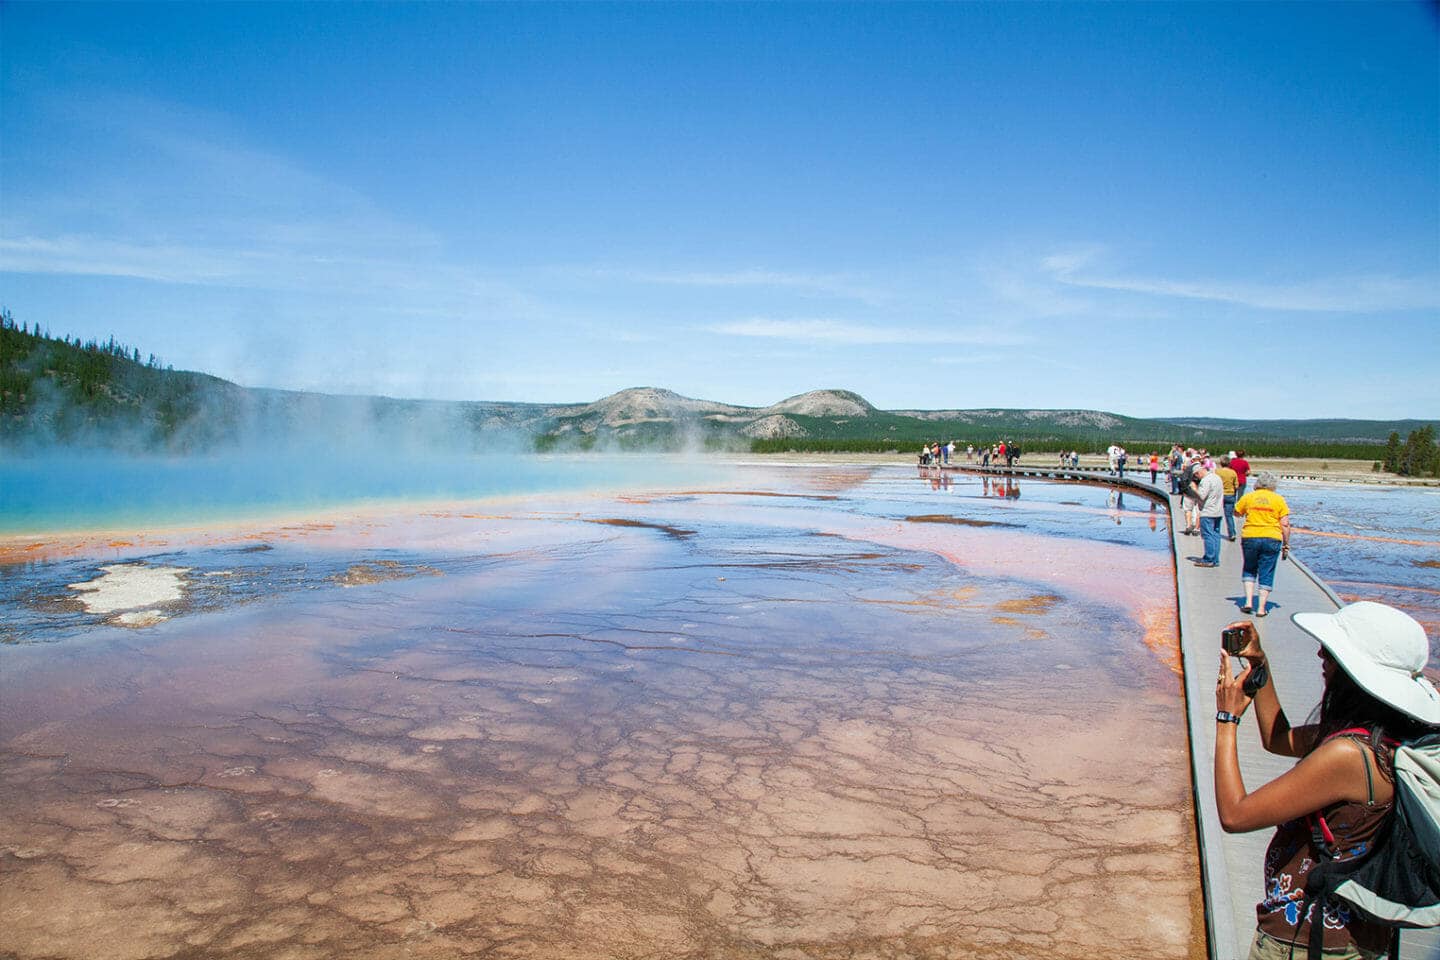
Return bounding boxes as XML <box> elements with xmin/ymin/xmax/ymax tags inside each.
<box><xmin>1308</xmin><ymin>664</ymin><xmax>1430</xmax><ymax>780</ymax></box>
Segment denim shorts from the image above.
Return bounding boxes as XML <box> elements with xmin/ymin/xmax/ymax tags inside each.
<box><xmin>1241</xmin><ymin>537</ymin><xmax>1283</xmax><ymax>589</ymax></box>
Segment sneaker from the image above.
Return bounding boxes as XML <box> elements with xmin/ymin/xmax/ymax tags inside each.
<box><xmin>1190</xmin><ymin>559</ymin><xmax>1218</xmax><ymax>567</ymax></box>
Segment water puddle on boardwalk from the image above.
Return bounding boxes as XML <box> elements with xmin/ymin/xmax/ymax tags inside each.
<box><xmin>0</xmin><ymin>465</ymin><xmax>1201</xmax><ymax>959</ymax></box>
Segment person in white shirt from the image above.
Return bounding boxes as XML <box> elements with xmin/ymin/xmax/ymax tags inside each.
<box><xmin>1191</xmin><ymin>462</ymin><xmax>1225</xmax><ymax>567</ymax></box>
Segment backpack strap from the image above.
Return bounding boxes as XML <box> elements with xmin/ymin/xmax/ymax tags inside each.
<box><xmin>1302</xmin><ymin>856</ymin><xmax>1343</xmax><ymax>959</ymax></box>
<box><xmin>1309</xmin><ymin>729</ymin><xmax>1374</xmax><ymax>855</ymax></box>
<box><xmin>1310</xmin><ymin>811</ymin><xmax>1337</xmax><ymax>857</ymax></box>
<box><xmin>1298</xmin><ymin>727</ymin><xmax>1399</xmax><ymax>957</ymax></box>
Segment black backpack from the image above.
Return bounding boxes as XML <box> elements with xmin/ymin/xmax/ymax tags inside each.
<box><xmin>1298</xmin><ymin>731</ymin><xmax>1440</xmax><ymax>958</ymax></box>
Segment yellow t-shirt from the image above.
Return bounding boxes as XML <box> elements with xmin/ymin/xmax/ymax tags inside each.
<box><xmin>1235</xmin><ymin>489</ymin><xmax>1289</xmax><ymax>540</ymax></box>
<box><xmin>1217</xmin><ymin>466</ymin><xmax>1238</xmax><ymax>496</ymax></box>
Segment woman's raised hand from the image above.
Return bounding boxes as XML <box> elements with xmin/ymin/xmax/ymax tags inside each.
<box><xmin>1217</xmin><ymin>650</ymin><xmax>1257</xmax><ymax>716</ymax></box>
<box><xmin>1222</xmin><ymin>620</ymin><xmax>1265</xmax><ymax>662</ymax></box>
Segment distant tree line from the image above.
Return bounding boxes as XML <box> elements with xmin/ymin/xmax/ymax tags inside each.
<box><xmin>2</xmin><ymin>308</ymin><xmax>168</xmax><ymax>366</ymax></box>
<box><xmin>1382</xmin><ymin>427</ymin><xmax>1440</xmax><ymax>478</ymax></box>
<box><xmin>750</xmin><ymin>435</ymin><xmax>1394</xmax><ymax>462</ymax></box>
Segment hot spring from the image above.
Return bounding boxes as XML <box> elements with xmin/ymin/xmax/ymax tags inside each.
<box><xmin>2</xmin><ymin>457</ymin><xmax>1203</xmax><ymax>959</ymax></box>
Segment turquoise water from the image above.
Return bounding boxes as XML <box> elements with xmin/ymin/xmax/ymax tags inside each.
<box><xmin>0</xmin><ymin>451</ymin><xmax>719</xmax><ymax>534</ymax></box>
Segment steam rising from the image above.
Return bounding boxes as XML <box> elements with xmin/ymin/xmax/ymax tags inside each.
<box><xmin>1</xmin><ymin>388</ymin><xmax>722</xmax><ymax>534</ymax></box>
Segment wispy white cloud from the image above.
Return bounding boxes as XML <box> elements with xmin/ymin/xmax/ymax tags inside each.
<box><xmin>13</xmin><ymin>89</ymin><xmax>437</xmax><ymax>250</ymax></box>
<box><xmin>1064</xmin><ymin>272</ymin><xmax>1439</xmax><ymax>312</ymax></box>
<box><xmin>635</xmin><ymin>268</ymin><xmax>841</xmax><ymax>288</ymax></box>
<box><xmin>609</xmin><ymin>330</ymin><xmax>660</xmax><ymax>343</ymax></box>
<box><xmin>710</xmin><ymin>317</ymin><xmax>1029</xmax><ymax>346</ymax></box>
<box><xmin>0</xmin><ymin>231</ymin><xmax>544</xmax><ymax>325</ymax></box>
<box><xmin>973</xmin><ymin>262</ymin><xmax>1089</xmax><ymax>319</ymax></box>
<box><xmin>0</xmin><ymin>233</ymin><xmax>252</xmax><ymax>285</ymax></box>
<box><xmin>1038</xmin><ymin>247</ymin><xmax>1106</xmax><ymax>276</ymax></box>
<box><xmin>931</xmin><ymin>353</ymin><xmax>1006</xmax><ymax>366</ymax></box>
<box><xmin>1</xmin><ymin>89</ymin><xmax>465</xmax><ymax>297</ymax></box>
<box><xmin>591</xmin><ymin>266</ymin><xmax>886</xmax><ymax>304</ymax></box>
<box><xmin>1041</xmin><ymin>247</ymin><xmax>1440</xmax><ymax>313</ymax></box>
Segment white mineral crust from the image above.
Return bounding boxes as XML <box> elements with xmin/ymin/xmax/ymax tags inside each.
<box><xmin>67</xmin><ymin>563</ymin><xmax>191</xmax><ymax>614</ymax></box>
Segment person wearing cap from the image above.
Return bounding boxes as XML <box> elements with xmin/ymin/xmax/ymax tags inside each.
<box><xmin>1167</xmin><ymin>444</ymin><xmax>1183</xmax><ymax>495</ymax></box>
<box><xmin>1234</xmin><ymin>471</ymin><xmax>1291</xmax><ymax>616</ymax></box>
<box><xmin>1180</xmin><ymin>452</ymin><xmax>1202</xmax><ymax>535</ymax></box>
<box><xmin>1215</xmin><ymin>602</ymin><xmax>1440</xmax><ymax>959</ymax></box>
<box><xmin>1190</xmin><ymin>461</ymin><xmax>1225</xmax><ymax>567</ymax></box>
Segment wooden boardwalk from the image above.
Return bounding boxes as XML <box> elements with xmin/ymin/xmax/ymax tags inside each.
<box><xmin>922</xmin><ymin>462</ymin><xmax>1439</xmax><ymax>960</ymax></box>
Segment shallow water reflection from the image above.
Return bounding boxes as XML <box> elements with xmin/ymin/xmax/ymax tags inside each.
<box><xmin>1</xmin><ymin>466</ymin><xmax>1199</xmax><ymax>959</ymax></box>
<box><xmin>1279</xmin><ymin>483</ymin><xmax>1440</xmax><ymax>657</ymax></box>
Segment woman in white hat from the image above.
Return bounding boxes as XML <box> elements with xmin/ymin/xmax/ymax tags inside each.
<box><xmin>1215</xmin><ymin>601</ymin><xmax>1440</xmax><ymax>959</ymax></box>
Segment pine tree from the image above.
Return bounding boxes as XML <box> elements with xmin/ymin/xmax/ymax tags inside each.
<box><xmin>1395</xmin><ymin>426</ymin><xmax>1439</xmax><ymax>478</ymax></box>
<box><xmin>1384</xmin><ymin>431</ymin><xmax>1401</xmax><ymax>472</ymax></box>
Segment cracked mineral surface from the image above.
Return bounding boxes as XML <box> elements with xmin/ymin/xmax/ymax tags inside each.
<box><xmin>1</xmin><ymin>464</ymin><xmax>1202</xmax><ymax>959</ymax></box>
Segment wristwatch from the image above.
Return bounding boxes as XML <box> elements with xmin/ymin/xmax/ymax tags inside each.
<box><xmin>1216</xmin><ymin>711</ymin><xmax>1243</xmax><ymax>724</ymax></box>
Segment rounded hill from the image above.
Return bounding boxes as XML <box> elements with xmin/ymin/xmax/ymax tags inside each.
<box><xmin>761</xmin><ymin>390</ymin><xmax>876</xmax><ymax>418</ymax></box>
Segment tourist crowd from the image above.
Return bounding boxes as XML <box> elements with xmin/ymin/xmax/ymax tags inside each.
<box><xmin>918</xmin><ymin>439</ymin><xmax>1290</xmax><ymax>617</ymax></box>
<box><xmin>1165</xmin><ymin>445</ymin><xmax>1291</xmax><ymax>616</ymax></box>
<box><xmin>917</xmin><ymin>440</ymin><xmax>1024</xmax><ymax>468</ymax></box>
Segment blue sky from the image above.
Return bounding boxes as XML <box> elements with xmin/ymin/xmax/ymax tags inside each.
<box><xmin>3</xmin><ymin>2</ymin><xmax>1437</xmax><ymax>418</ymax></box>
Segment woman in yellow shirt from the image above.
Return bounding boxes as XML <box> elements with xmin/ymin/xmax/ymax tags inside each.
<box><xmin>1233</xmin><ymin>471</ymin><xmax>1291</xmax><ymax>616</ymax></box>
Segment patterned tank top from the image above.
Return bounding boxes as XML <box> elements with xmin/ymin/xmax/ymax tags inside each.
<box><xmin>1255</xmin><ymin>738</ymin><xmax>1393</xmax><ymax>952</ymax></box>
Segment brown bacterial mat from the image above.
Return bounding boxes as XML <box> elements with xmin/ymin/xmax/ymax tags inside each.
<box><xmin>1</xmin><ymin>492</ymin><xmax>1201</xmax><ymax>960</ymax></box>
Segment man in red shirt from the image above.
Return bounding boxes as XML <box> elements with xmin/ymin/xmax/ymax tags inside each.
<box><xmin>1229</xmin><ymin>450</ymin><xmax>1251</xmax><ymax>498</ymax></box>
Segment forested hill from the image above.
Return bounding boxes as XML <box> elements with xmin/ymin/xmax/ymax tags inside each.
<box><xmin>1</xmin><ymin>314</ymin><xmax>247</xmax><ymax>449</ymax></box>
<box><xmin>2</xmin><ymin>314</ymin><xmax>1433</xmax><ymax>464</ymax></box>
<box><xmin>1160</xmin><ymin>416</ymin><xmax>1435</xmax><ymax>443</ymax></box>
<box><xmin>0</xmin><ymin>314</ymin><xmax>546</xmax><ymax>452</ymax></box>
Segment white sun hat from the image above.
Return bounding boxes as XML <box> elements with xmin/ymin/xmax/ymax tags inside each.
<box><xmin>1292</xmin><ymin>601</ymin><xmax>1440</xmax><ymax>725</ymax></box>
